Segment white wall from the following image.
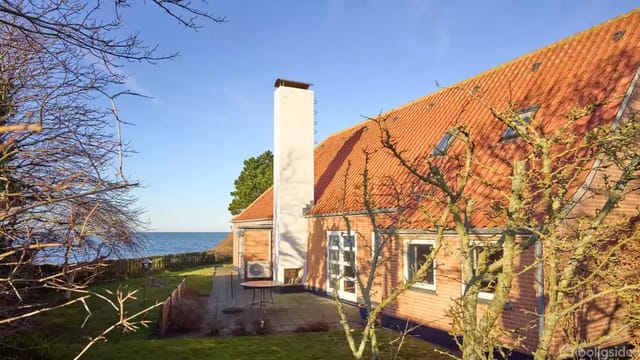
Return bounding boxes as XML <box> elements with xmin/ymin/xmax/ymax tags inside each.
<box><xmin>273</xmin><ymin>83</ymin><xmax>314</xmax><ymax>283</ymax></box>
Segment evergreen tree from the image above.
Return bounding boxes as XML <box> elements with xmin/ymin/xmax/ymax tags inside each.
<box><xmin>229</xmin><ymin>150</ymin><xmax>273</xmax><ymax>215</ymax></box>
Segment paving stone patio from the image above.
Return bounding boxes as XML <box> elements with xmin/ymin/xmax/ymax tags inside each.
<box><xmin>205</xmin><ymin>266</ymin><xmax>363</xmax><ymax>336</ymax></box>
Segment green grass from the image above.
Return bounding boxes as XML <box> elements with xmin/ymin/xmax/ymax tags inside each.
<box><xmin>47</xmin><ymin>330</ymin><xmax>451</xmax><ymax>360</ymax></box>
<box><xmin>3</xmin><ymin>264</ymin><xmax>451</xmax><ymax>359</ymax></box>
<box><xmin>2</xmin><ymin>264</ymin><xmax>215</xmax><ymax>359</ymax></box>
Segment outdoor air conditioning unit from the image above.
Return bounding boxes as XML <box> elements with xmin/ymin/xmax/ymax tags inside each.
<box><xmin>247</xmin><ymin>260</ymin><xmax>272</xmax><ymax>279</ymax></box>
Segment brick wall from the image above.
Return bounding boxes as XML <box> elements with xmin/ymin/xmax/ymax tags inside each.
<box><xmin>243</xmin><ymin>229</ymin><xmax>271</xmax><ymax>263</ymax></box>
<box><xmin>307</xmin><ymin>215</ymin><xmax>374</xmax><ymax>292</ymax></box>
<box><xmin>546</xmin><ymin>154</ymin><xmax>640</xmax><ymax>355</ymax></box>
<box><xmin>238</xmin><ymin>229</ymin><xmax>272</xmax><ymax>279</ymax></box>
<box><xmin>306</xmin><ymin>150</ymin><xmax>640</xmax><ymax>355</ymax></box>
<box><xmin>307</xmin><ymin>214</ymin><xmax>540</xmax><ymax>353</ymax></box>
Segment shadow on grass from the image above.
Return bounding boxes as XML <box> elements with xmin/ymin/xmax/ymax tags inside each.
<box><xmin>2</xmin><ymin>262</ymin><xmax>454</xmax><ymax>360</ymax></box>
<box><xmin>0</xmin><ymin>264</ymin><xmax>217</xmax><ymax>360</ymax></box>
<box><xmin>36</xmin><ymin>330</ymin><xmax>452</xmax><ymax>360</ymax></box>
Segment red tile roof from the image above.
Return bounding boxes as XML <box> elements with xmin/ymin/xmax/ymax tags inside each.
<box><xmin>232</xmin><ymin>187</ymin><xmax>273</xmax><ymax>222</ymax></box>
<box><xmin>234</xmin><ymin>10</ymin><xmax>640</xmax><ymax>228</ymax></box>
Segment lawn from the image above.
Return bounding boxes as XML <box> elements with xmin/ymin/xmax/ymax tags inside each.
<box><xmin>3</xmin><ymin>264</ymin><xmax>215</xmax><ymax>360</ymax></box>
<box><xmin>4</xmin><ymin>264</ymin><xmax>451</xmax><ymax>360</ymax></box>
<box><xmin>53</xmin><ymin>330</ymin><xmax>452</xmax><ymax>360</ymax></box>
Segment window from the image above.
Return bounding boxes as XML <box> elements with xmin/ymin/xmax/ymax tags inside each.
<box><xmin>371</xmin><ymin>232</ymin><xmax>382</xmax><ymax>262</ymax></box>
<box><xmin>432</xmin><ymin>132</ymin><xmax>455</xmax><ymax>157</ymax></box>
<box><xmin>500</xmin><ymin>106</ymin><xmax>539</xmax><ymax>141</ymax></box>
<box><xmin>471</xmin><ymin>244</ymin><xmax>503</xmax><ymax>300</ymax></box>
<box><xmin>404</xmin><ymin>239</ymin><xmax>436</xmax><ymax>290</ymax></box>
<box><xmin>371</xmin><ymin>232</ymin><xmax>381</xmax><ymax>260</ymax></box>
<box><xmin>326</xmin><ymin>231</ymin><xmax>358</xmax><ymax>302</ymax></box>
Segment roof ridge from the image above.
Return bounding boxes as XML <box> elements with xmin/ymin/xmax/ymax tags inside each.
<box><xmin>317</xmin><ymin>8</ymin><xmax>640</xmax><ymax>134</ymax></box>
<box><xmin>315</xmin><ymin>117</ymin><xmax>371</xmax><ymax>149</ymax></box>
<box><xmin>232</xmin><ymin>185</ymin><xmax>273</xmax><ymax>221</ymax></box>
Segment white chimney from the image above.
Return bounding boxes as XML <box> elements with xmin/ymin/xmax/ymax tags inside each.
<box><xmin>273</xmin><ymin>79</ymin><xmax>314</xmax><ymax>284</ymax></box>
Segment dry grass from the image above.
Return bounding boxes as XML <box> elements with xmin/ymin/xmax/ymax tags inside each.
<box><xmin>294</xmin><ymin>320</ymin><xmax>331</xmax><ymax>333</ymax></box>
<box><xmin>212</xmin><ymin>232</ymin><xmax>233</xmax><ymax>261</ymax></box>
<box><xmin>167</xmin><ymin>288</ymin><xmax>206</xmax><ymax>334</ymax></box>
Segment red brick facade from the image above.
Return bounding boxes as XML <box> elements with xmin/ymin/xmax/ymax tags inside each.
<box><xmin>231</xmin><ymin>222</ymin><xmax>273</xmax><ymax>279</ymax></box>
<box><xmin>307</xmin><ymin>214</ymin><xmax>540</xmax><ymax>352</ymax></box>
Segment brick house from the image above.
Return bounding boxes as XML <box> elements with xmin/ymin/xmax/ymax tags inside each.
<box><xmin>232</xmin><ymin>10</ymin><xmax>640</xmax><ymax>356</ymax></box>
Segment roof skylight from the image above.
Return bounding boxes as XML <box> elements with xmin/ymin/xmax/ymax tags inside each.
<box><xmin>613</xmin><ymin>30</ymin><xmax>625</xmax><ymax>42</ymax></box>
<box><xmin>500</xmin><ymin>106</ymin><xmax>539</xmax><ymax>142</ymax></box>
<box><xmin>432</xmin><ymin>132</ymin><xmax>455</xmax><ymax>157</ymax></box>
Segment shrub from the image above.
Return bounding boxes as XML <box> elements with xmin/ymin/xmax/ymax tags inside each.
<box><xmin>0</xmin><ymin>332</ymin><xmax>52</xmax><ymax>360</ymax></box>
<box><xmin>254</xmin><ymin>318</ymin><xmax>272</xmax><ymax>335</ymax></box>
<box><xmin>294</xmin><ymin>320</ymin><xmax>331</xmax><ymax>333</ymax></box>
<box><xmin>231</xmin><ymin>318</ymin><xmax>248</xmax><ymax>336</ymax></box>
<box><xmin>207</xmin><ymin>320</ymin><xmax>220</xmax><ymax>336</ymax></box>
<box><xmin>167</xmin><ymin>294</ymin><xmax>204</xmax><ymax>333</ymax></box>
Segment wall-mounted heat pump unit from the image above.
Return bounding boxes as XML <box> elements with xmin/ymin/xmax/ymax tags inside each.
<box><xmin>247</xmin><ymin>261</ymin><xmax>272</xmax><ymax>279</ymax></box>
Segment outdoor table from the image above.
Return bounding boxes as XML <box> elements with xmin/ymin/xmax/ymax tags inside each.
<box><xmin>240</xmin><ymin>280</ymin><xmax>280</xmax><ymax>310</ymax></box>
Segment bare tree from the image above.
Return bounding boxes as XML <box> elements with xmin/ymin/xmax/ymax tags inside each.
<box><xmin>0</xmin><ymin>0</ymin><xmax>223</xmax><ymax>355</ymax></box>
<box><xmin>530</xmin><ymin>112</ymin><xmax>640</xmax><ymax>359</ymax></box>
<box><xmin>0</xmin><ymin>1</ymin><xmax>224</xmax><ymax>64</ymax></box>
<box><xmin>332</xmin><ymin>88</ymin><xmax>640</xmax><ymax>360</ymax></box>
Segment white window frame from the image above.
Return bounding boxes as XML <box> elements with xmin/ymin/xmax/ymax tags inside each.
<box><xmin>326</xmin><ymin>230</ymin><xmax>358</xmax><ymax>302</ymax></box>
<box><xmin>468</xmin><ymin>241</ymin><xmax>503</xmax><ymax>301</ymax></box>
<box><xmin>404</xmin><ymin>239</ymin><xmax>436</xmax><ymax>291</ymax></box>
<box><xmin>370</xmin><ymin>231</ymin><xmax>382</xmax><ymax>263</ymax></box>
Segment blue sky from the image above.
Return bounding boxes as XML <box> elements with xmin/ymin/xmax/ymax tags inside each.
<box><xmin>113</xmin><ymin>1</ymin><xmax>639</xmax><ymax>232</ymax></box>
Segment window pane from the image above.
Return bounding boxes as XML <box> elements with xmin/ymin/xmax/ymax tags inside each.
<box><xmin>502</xmin><ymin>127</ymin><xmax>517</xmax><ymax>139</ymax></box>
<box><xmin>329</xmin><ymin>235</ymin><xmax>340</xmax><ymax>247</ymax></box>
<box><xmin>343</xmin><ymin>265</ymin><xmax>355</xmax><ymax>278</ymax></box>
<box><xmin>408</xmin><ymin>243</ymin><xmax>434</xmax><ymax>285</ymax></box>
<box><xmin>473</xmin><ymin>246</ymin><xmax>503</xmax><ymax>293</ymax></box>
<box><xmin>372</xmin><ymin>233</ymin><xmax>382</xmax><ymax>260</ymax></box>
<box><xmin>343</xmin><ymin>235</ymin><xmax>355</xmax><ymax>248</ymax></box>
<box><xmin>501</xmin><ymin>110</ymin><xmax>534</xmax><ymax>141</ymax></box>
<box><xmin>329</xmin><ymin>264</ymin><xmax>340</xmax><ymax>276</ymax></box>
<box><xmin>343</xmin><ymin>279</ymin><xmax>355</xmax><ymax>293</ymax></box>
<box><xmin>432</xmin><ymin>133</ymin><xmax>454</xmax><ymax>156</ymax></box>
<box><xmin>343</xmin><ymin>250</ymin><xmax>354</xmax><ymax>263</ymax></box>
<box><xmin>329</xmin><ymin>249</ymin><xmax>339</xmax><ymax>261</ymax></box>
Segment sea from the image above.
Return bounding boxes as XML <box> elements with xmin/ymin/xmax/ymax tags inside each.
<box><xmin>135</xmin><ymin>232</ymin><xmax>227</xmax><ymax>258</ymax></box>
<box><xmin>35</xmin><ymin>232</ymin><xmax>228</xmax><ymax>264</ymax></box>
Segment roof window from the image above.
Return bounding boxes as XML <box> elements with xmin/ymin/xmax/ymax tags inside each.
<box><xmin>612</xmin><ymin>30</ymin><xmax>625</xmax><ymax>42</ymax></box>
<box><xmin>500</xmin><ymin>106</ymin><xmax>539</xmax><ymax>142</ymax></box>
<box><xmin>432</xmin><ymin>132</ymin><xmax>455</xmax><ymax>157</ymax></box>
<box><xmin>531</xmin><ymin>61</ymin><xmax>542</xmax><ymax>72</ymax></box>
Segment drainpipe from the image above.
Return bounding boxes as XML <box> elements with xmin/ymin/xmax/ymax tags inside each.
<box><xmin>535</xmin><ymin>235</ymin><xmax>545</xmax><ymax>344</ymax></box>
<box><xmin>237</xmin><ymin>229</ymin><xmax>245</xmax><ymax>278</ymax></box>
<box><xmin>268</xmin><ymin>229</ymin><xmax>273</xmax><ymax>272</ymax></box>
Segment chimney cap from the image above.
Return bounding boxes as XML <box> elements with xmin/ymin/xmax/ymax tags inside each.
<box><xmin>274</xmin><ymin>78</ymin><xmax>312</xmax><ymax>89</ymax></box>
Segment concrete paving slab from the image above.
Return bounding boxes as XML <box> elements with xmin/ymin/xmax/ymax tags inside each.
<box><xmin>205</xmin><ymin>266</ymin><xmax>363</xmax><ymax>336</ymax></box>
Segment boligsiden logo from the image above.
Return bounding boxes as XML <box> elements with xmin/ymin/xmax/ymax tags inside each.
<box><xmin>559</xmin><ymin>344</ymin><xmax>634</xmax><ymax>359</ymax></box>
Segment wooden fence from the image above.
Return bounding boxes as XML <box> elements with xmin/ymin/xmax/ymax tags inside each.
<box><xmin>105</xmin><ymin>251</ymin><xmax>216</xmax><ymax>279</ymax></box>
<box><xmin>158</xmin><ymin>277</ymin><xmax>187</xmax><ymax>337</ymax></box>
<box><xmin>36</xmin><ymin>251</ymin><xmax>216</xmax><ymax>282</ymax></box>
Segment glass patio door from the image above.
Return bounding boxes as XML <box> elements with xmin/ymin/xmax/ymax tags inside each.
<box><xmin>326</xmin><ymin>231</ymin><xmax>357</xmax><ymax>302</ymax></box>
